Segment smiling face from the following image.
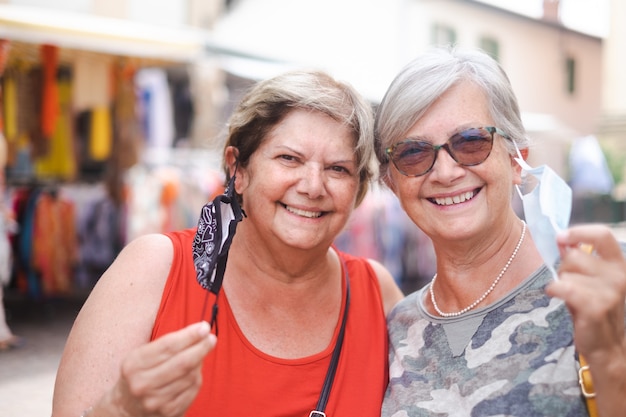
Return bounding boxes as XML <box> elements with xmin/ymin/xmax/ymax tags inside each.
<box><xmin>386</xmin><ymin>81</ymin><xmax>523</xmax><ymax>243</ymax></box>
<box><xmin>234</xmin><ymin>108</ymin><xmax>359</xmax><ymax>251</ymax></box>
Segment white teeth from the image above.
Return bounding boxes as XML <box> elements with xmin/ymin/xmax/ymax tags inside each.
<box><xmin>285</xmin><ymin>205</ymin><xmax>322</xmax><ymax>218</ymax></box>
<box><xmin>434</xmin><ymin>191</ymin><xmax>475</xmax><ymax>206</ymax></box>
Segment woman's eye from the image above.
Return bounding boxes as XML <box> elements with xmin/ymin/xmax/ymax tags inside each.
<box><xmin>399</xmin><ymin>143</ymin><xmax>428</xmax><ymax>157</ymax></box>
<box><xmin>330</xmin><ymin>165</ymin><xmax>351</xmax><ymax>174</ymax></box>
<box><xmin>279</xmin><ymin>154</ymin><xmax>298</xmax><ymax>162</ymax></box>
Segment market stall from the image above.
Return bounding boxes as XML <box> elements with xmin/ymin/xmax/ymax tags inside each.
<box><xmin>1</xmin><ymin>4</ymin><xmax>222</xmax><ymax>297</ymax></box>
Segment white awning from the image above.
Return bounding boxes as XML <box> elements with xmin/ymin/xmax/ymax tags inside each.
<box><xmin>0</xmin><ymin>4</ymin><xmax>209</xmax><ymax>62</ymax></box>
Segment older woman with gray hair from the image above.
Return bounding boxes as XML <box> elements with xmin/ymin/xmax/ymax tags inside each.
<box><xmin>375</xmin><ymin>46</ymin><xmax>626</xmax><ymax>416</ymax></box>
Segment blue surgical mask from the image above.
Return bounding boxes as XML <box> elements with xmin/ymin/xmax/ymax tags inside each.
<box><xmin>514</xmin><ymin>145</ymin><xmax>572</xmax><ymax>280</ymax></box>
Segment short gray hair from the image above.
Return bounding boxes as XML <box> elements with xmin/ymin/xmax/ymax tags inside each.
<box><xmin>375</xmin><ymin>46</ymin><xmax>528</xmax><ymax>180</ymax></box>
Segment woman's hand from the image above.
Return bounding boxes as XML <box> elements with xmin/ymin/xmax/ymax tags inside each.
<box><xmin>548</xmin><ymin>224</ymin><xmax>626</xmax><ymax>357</ymax></box>
<box><xmin>546</xmin><ymin>224</ymin><xmax>626</xmax><ymax>416</ymax></box>
<box><xmin>91</xmin><ymin>321</ymin><xmax>217</xmax><ymax>417</ymax></box>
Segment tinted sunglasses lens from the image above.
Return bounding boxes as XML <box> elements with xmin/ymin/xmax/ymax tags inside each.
<box><xmin>392</xmin><ymin>141</ymin><xmax>434</xmax><ymax>176</ymax></box>
<box><xmin>451</xmin><ymin>128</ymin><xmax>494</xmax><ymax>165</ymax></box>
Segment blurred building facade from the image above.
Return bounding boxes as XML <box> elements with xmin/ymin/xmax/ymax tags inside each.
<box><xmin>212</xmin><ymin>0</ymin><xmax>604</xmax><ymax>179</ymax></box>
<box><xmin>599</xmin><ymin>0</ymin><xmax>626</xmax><ymax>196</ymax></box>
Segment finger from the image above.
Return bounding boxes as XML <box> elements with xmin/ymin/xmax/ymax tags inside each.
<box><xmin>118</xmin><ymin>328</ymin><xmax>215</xmax><ymax>414</ymax></box>
<box><xmin>123</xmin><ymin>324</ymin><xmax>216</xmax><ymax>390</ymax></box>
<box><xmin>140</xmin><ymin>331</ymin><xmax>215</xmax><ymax>392</ymax></box>
<box><xmin>559</xmin><ymin>245</ymin><xmax>604</xmax><ymax>278</ymax></box>
<box><xmin>559</xmin><ymin>255</ymin><xmax>626</xmax><ymax>300</ymax></box>
<box><xmin>547</xmin><ymin>274</ymin><xmax>626</xmax><ymax>356</ymax></box>
<box><xmin>557</xmin><ymin>225</ymin><xmax>623</xmax><ymax>261</ymax></box>
<box><xmin>548</xmin><ymin>271</ymin><xmax>620</xmax><ymax>313</ymax></box>
<box><xmin>128</xmin><ymin>321</ymin><xmax>214</xmax><ymax>370</ymax></box>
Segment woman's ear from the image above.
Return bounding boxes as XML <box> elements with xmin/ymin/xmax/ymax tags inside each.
<box><xmin>224</xmin><ymin>146</ymin><xmax>238</xmax><ymax>177</ymax></box>
<box><xmin>224</xmin><ymin>146</ymin><xmax>247</xmax><ymax>194</ymax></box>
<box><xmin>519</xmin><ymin>147</ymin><xmax>529</xmax><ymax>160</ymax></box>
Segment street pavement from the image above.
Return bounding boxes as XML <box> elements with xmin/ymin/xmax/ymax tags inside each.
<box><xmin>0</xmin><ymin>292</ymin><xmax>84</xmax><ymax>417</ymax></box>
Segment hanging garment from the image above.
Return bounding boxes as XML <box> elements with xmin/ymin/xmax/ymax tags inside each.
<box><xmin>14</xmin><ymin>187</ymin><xmax>42</xmax><ymax>298</ymax></box>
<box><xmin>17</xmin><ymin>68</ymin><xmax>45</xmax><ymax>159</ymax></box>
<box><xmin>2</xmin><ymin>73</ymin><xmax>18</xmax><ymax>144</ymax></box>
<box><xmin>35</xmin><ymin>69</ymin><xmax>77</xmax><ymax>180</ymax></box>
<box><xmin>0</xmin><ymin>206</ymin><xmax>18</xmax><ymax>287</ymax></box>
<box><xmin>0</xmin><ymin>219</ymin><xmax>12</xmax><ymax>286</ymax></box>
<box><xmin>167</xmin><ymin>68</ymin><xmax>194</xmax><ymax>145</ymax></box>
<box><xmin>79</xmin><ymin>195</ymin><xmax>121</xmax><ymax>277</ymax></box>
<box><xmin>112</xmin><ymin>61</ymin><xmax>142</xmax><ymax>170</ymax></box>
<box><xmin>89</xmin><ymin>107</ymin><xmax>112</xmax><ymax>161</ymax></box>
<box><xmin>32</xmin><ymin>190</ymin><xmax>77</xmax><ymax>295</ymax></box>
<box><xmin>135</xmin><ymin>68</ymin><xmax>174</xmax><ymax>149</ymax></box>
<box><xmin>40</xmin><ymin>44</ymin><xmax>59</xmax><ymax>139</ymax></box>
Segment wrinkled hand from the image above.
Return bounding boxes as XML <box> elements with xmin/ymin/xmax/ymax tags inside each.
<box><xmin>547</xmin><ymin>224</ymin><xmax>626</xmax><ymax>361</ymax></box>
<box><xmin>98</xmin><ymin>321</ymin><xmax>216</xmax><ymax>417</ymax></box>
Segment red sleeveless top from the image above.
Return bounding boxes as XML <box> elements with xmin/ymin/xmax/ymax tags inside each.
<box><xmin>152</xmin><ymin>228</ymin><xmax>389</xmax><ymax>417</ymax></box>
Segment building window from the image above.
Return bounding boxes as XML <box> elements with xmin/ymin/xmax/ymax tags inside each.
<box><xmin>566</xmin><ymin>56</ymin><xmax>576</xmax><ymax>95</ymax></box>
<box><xmin>480</xmin><ymin>37</ymin><xmax>500</xmax><ymax>62</ymax></box>
<box><xmin>431</xmin><ymin>23</ymin><xmax>456</xmax><ymax>47</ymax></box>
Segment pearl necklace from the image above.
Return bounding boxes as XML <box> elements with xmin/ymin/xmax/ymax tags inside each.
<box><xmin>429</xmin><ymin>221</ymin><xmax>527</xmax><ymax>318</ymax></box>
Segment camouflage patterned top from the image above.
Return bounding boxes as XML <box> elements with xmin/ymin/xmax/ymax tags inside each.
<box><xmin>382</xmin><ymin>265</ymin><xmax>590</xmax><ymax>417</ymax></box>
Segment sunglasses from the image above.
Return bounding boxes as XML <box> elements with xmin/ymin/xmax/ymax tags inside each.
<box><xmin>385</xmin><ymin>126</ymin><xmax>510</xmax><ymax>177</ymax></box>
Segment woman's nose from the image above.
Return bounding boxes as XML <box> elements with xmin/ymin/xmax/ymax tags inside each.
<box><xmin>297</xmin><ymin>164</ymin><xmax>325</xmax><ymax>198</ymax></box>
<box><xmin>430</xmin><ymin>147</ymin><xmax>466</xmax><ymax>182</ymax></box>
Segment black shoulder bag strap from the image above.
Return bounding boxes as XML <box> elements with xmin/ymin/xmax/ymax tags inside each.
<box><xmin>309</xmin><ymin>263</ymin><xmax>350</xmax><ymax>417</ymax></box>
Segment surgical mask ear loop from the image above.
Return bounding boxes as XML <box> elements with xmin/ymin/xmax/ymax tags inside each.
<box><xmin>512</xmin><ymin>141</ymin><xmax>527</xmax><ymax>201</ymax></box>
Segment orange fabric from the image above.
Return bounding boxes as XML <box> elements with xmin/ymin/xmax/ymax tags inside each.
<box><xmin>152</xmin><ymin>228</ymin><xmax>390</xmax><ymax>417</ymax></box>
<box><xmin>32</xmin><ymin>192</ymin><xmax>77</xmax><ymax>294</ymax></box>
<box><xmin>40</xmin><ymin>44</ymin><xmax>59</xmax><ymax>138</ymax></box>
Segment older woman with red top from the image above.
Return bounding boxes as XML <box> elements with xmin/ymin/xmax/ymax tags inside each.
<box><xmin>52</xmin><ymin>70</ymin><xmax>403</xmax><ymax>417</ymax></box>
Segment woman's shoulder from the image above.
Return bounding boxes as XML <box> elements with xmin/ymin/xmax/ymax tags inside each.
<box><xmin>336</xmin><ymin>249</ymin><xmax>404</xmax><ymax>315</ymax></box>
<box><xmin>388</xmin><ymin>288</ymin><xmax>423</xmax><ymax>317</ymax></box>
<box><xmin>335</xmin><ymin>249</ymin><xmax>387</xmax><ymax>285</ymax></box>
<box><xmin>99</xmin><ymin>232</ymin><xmax>176</xmax><ymax>297</ymax></box>
<box><xmin>162</xmin><ymin>227</ymin><xmax>197</xmax><ymax>245</ymax></box>
<box><xmin>121</xmin><ymin>232</ymin><xmax>175</xmax><ymax>261</ymax></box>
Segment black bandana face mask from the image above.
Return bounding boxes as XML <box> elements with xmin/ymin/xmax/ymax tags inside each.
<box><xmin>192</xmin><ymin>171</ymin><xmax>244</xmax><ymax>330</ymax></box>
